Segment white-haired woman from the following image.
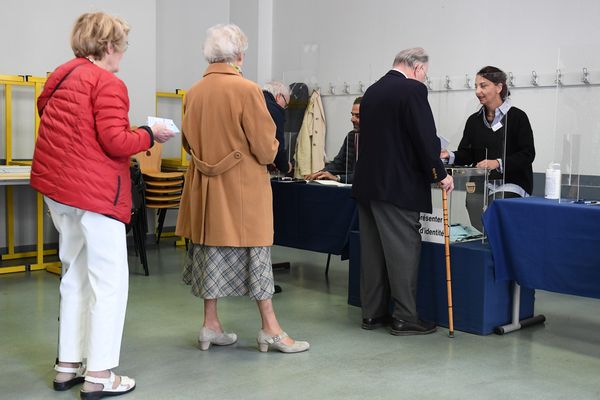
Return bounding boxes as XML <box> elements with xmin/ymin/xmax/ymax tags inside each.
<box><xmin>176</xmin><ymin>24</ymin><xmax>309</xmax><ymax>353</ymax></box>
<box><xmin>31</xmin><ymin>11</ymin><xmax>174</xmax><ymax>399</ymax></box>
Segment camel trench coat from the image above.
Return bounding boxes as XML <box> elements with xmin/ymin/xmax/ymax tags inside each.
<box><xmin>175</xmin><ymin>63</ymin><xmax>278</xmax><ymax>247</ymax></box>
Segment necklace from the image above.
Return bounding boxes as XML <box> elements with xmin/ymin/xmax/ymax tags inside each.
<box><xmin>228</xmin><ymin>63</ymin><xmax>242</xmax><ymax>75</ymax></box>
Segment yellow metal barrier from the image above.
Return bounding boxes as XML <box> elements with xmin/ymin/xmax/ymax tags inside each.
<box><xmin>1</xmin><ymin>74</ymin><xmax>59</xmax><ymax>274</ymax></box>
<box><xmin>1</xmin><ymin>74</ymin><xmax>46</xmax><ymax>165</ymax></box>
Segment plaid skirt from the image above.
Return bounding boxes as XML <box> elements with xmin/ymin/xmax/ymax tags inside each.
<box><xmin>183</xmin><ymin>244</ymin><xmax>274</xmax><ymax>300</ymax></box>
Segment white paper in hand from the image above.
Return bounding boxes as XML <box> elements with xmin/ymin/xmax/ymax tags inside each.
<box><xmin>147</xmin><ymin>116</ymin><xmax>180</xmax><ymax>133</ymax></box>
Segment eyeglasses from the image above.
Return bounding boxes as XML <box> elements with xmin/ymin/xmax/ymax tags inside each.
<box><xmin>350</xmin><ymin>112</ymin><xmax>360</xmax><ymax>118</ymax></box>
<box><xmin>117</xmin><ymin>41</ymin><xmax>129</xmax><ymax>52</ymax></box>
<box><xmin>278</xmin><ymin>94</ymin><xmax>289</xmax><ymax>109</ymax></box>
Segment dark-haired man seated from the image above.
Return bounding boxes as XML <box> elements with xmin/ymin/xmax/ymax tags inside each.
<box><xmin>306</xmin><ymin>96</ymin><xmax>361</xmax><ymax>184</ymax></box>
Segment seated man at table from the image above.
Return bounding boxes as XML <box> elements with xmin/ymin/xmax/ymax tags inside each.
<box><xmin>306</xmin><ymin>96</ymin><xmax>361</xmax><ymax>184</ymax></box>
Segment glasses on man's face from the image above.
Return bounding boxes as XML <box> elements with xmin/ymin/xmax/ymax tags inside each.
<box><xmin>350</xmin><ymin>112</ymin><xmax>360</xmax><ymax>118</ymax></box>
<box><xmin>279</xmin><ymin>94</ymin><xmax>289</xmax><ymax>109</ymax></box>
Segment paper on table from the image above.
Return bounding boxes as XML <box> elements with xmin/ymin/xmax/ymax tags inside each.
<box><xmin>0</xmin><ymin>165</ymin><xmax>31</xmax><ymax>173</ymax></box>
<box><xmin>313</xmin><ymin>180</ymin><xmax>350</xmax><ymax>187</ymax></box>
<box><xmin>147</xmin><ymin>116</ymin><xmax>180</xmax><ymax>133</ymax></box>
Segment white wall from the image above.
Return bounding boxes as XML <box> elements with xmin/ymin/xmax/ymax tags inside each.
<box><xmin>272</xmin><ymin>0</ymin><xmax>600</xmax><ymax>174</ymax></box>
<box><xmin>228</xmin><ymin>0</ymin><xmax>275</xmax><ymax>85</ymax></box>
<box><xmin>156</xmin><ymin>0</ymin><xmax>229</xmax><ymax>91</ymax></box>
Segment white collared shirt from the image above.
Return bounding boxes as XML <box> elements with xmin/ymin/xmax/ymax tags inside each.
<box><xmin>392</xmin><ymin>67</ymin><xmax>408</xmax><ymax>78</ymax></box>
<box><xmin>481</xmin><ymin>99</ymin><xmax>512</xmax><ymax>131</ymax></box>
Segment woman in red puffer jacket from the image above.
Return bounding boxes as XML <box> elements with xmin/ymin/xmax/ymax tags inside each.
<box><xmin>30</xmin><ymin>11</ymin><xmax>174</xmax><ymax>400</ymax></box>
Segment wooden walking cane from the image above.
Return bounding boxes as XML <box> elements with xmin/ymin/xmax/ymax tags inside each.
<box><xmin>442</xmin><ymin>188</ymin><xmax>455</xmax><ymax>338</ymax></box>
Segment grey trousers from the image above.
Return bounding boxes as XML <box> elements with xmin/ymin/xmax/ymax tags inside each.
<box><xmin>358</xmin><ymin>200</ymin><xmax>422</xmax><ymax>322</ymax></box>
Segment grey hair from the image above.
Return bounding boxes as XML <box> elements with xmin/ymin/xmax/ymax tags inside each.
<box><xmin>203</xmin><ymin>24</ymin><xmax>248</xmax><ymax>64</ymax></box>
<box><xmin>392</xmin><ymin>47</ymin><xmax>429</xmax><ymax>68</ymax></box>
<box><xmin>262</xmin><ymin>80</ymin><xmax>290</xmax><ymax>98</ymax></box>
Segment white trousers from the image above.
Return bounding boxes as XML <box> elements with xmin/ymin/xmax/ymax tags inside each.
<box><xmin>45</xmin><ymin>197</ymin><xmax>129</xmax><ymax>371</ymax></box>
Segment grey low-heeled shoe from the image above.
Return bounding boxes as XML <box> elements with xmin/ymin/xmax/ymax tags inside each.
<box><xmin>257</xmin><ymin>330</ymin><xmax>310</xmax><ymax>353</ymax></box>
<box><xmin>198</xmin><ymin>327</ymin><xmax>238</xmax><ymax>350</ymax></box>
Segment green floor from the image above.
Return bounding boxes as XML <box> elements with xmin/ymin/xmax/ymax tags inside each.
<box><xmin>2</xmin><ymin>244</ymin><xmax>600</xmax><ymax>400</ymax></box>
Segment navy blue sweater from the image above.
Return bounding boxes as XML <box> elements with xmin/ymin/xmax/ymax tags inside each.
<box><xmin>453</xmin><ymin>106</ymin><xmax>535</xmax><ymax>194</ymax></box>
<box><xmin>263</xmin><ymin>91</ymin><xmax>288</xmax><ymax>173</ymax></box>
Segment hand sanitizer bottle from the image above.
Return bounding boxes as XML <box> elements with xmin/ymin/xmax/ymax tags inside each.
<box><xmin>544</xmin><ymin>163</ymin><xmax>561</xmax><ymax>199</ymax></box>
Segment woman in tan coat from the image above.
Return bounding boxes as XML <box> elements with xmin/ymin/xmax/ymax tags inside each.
<box><xmin>176</xmin><ymin>24</ymin><xmax>309</xmax><ymax>353</ymax></box>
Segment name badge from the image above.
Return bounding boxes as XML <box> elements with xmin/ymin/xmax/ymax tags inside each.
<box><xmin>492</xmin><ymin>121</ymin><xmax>503</xmax><ymax>132</ymax></box>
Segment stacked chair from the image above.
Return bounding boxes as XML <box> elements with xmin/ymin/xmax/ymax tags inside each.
<box><xmin>133</xmin><ymin>143</ymin><xmax>185</xmax><ymax>247</ymax></box>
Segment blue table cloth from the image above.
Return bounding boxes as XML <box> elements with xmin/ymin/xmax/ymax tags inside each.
<box><xmin>271</xmin><ymin>181</ymin><xmax>357</xmax><ymax>256</ymax></box>
<box><xmin>348</xmin><ymin>232</ymin><xmax>535</xmax><ymax>335</ymax></box>
<box><xmin>483</xmin><ymin>196</ymin><xmax>600</xmax><ymax>299</ymax></box>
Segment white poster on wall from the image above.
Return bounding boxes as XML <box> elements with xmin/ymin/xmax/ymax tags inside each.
<box><xmin>419</xmin><ymin>208</ymin><xmax>445</xmax><ymax>244</ymax></box>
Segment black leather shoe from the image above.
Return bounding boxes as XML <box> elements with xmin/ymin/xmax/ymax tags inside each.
<box><xmin>390</xmin><ymin>319</ymin><xmax>437</xmax><ymax>336</ymax></box>
<box><xmin>361</xmin><ymin>315</ymin><xmax>391</xmax><ymax>330</ymax></box>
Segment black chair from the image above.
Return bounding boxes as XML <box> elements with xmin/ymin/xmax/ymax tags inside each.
<box><xmin>127</xmin><ymin>160</ymin><xmax>149</xmax><ymax>275</ymax></box>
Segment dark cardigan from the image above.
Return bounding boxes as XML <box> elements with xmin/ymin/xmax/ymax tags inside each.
<box><xmin>453</xmin><ymin>106</ymin><xmax>535</xmax><ymax>194</ymax></box>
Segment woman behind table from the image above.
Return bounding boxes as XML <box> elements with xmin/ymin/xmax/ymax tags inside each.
<box><xmin>30</xmin><ymin>12</ymin><xmax>174</xmax><ymax>399</ymax></box>
<box><xmin>176</xmin><ymin>24</ymin><xmax>309</xmax><ymax>353</ymax></box>
<box><xmin>441</xmin><ymin>66</ymin><xmax>535</xmax><ymax>231</ymax></box>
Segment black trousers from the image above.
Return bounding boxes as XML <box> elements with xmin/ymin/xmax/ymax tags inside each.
<box><xmin>358</xmin><ymin>200</ymin><xmax>421</xmax><ymax>322</ymax></box>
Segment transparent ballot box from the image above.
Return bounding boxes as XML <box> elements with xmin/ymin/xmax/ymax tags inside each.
<box><xmin>422</xmin><ymin>167</ymin><xmax>497</xmax><ymax>244</ymax></box>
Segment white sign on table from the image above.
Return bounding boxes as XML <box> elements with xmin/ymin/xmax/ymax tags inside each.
<box><xmin>419</xmin><ymin>208</ymin><xmax>445</xmax><ymax>244</ymax></box>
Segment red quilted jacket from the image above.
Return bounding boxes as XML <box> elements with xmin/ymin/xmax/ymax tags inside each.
<box><xmin>31</xmin><ymin>57</ymin><xmax>153</xmax><ymax>224</ymax></box>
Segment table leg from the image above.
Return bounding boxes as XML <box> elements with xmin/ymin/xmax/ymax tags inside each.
<box><xmin>494</xmin><ymin>283</ymin><xmax>546</xmax><ymax>334</ymax></box>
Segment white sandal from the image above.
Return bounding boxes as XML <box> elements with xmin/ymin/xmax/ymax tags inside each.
<box><xmin>80</xmin><ymin>371</ymin><xmax>135</xmax><ymax>400</ymax></box>
<box><xmin>53</xmin><ymin>363</ymin><xmax>85</xmax><ymax>391</ymax></box>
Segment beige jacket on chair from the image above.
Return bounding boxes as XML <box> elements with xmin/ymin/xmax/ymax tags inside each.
<box><xmin>294</xmin><ymin>90</ymin><xmax>326</xmax><ymax>178</ymax></box>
